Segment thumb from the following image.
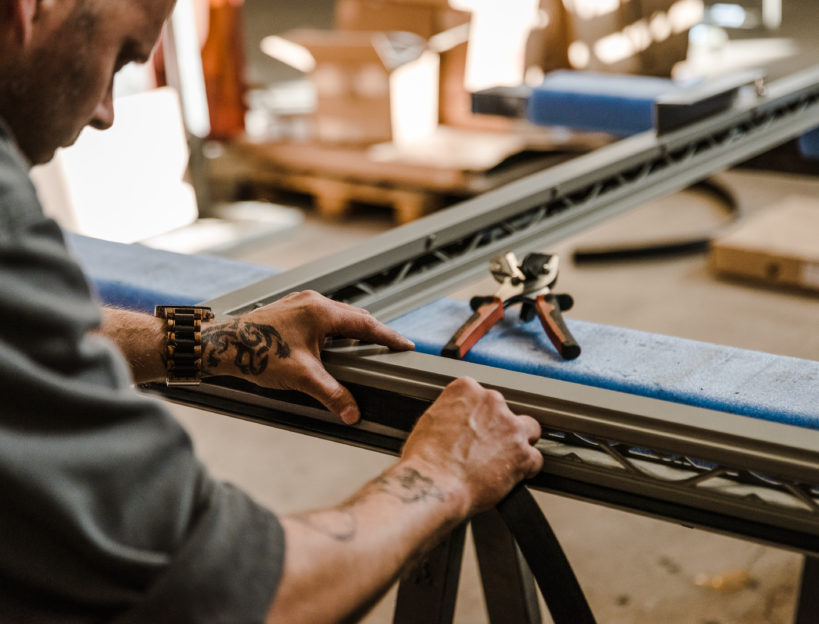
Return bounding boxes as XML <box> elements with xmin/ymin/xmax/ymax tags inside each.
<box><xmin>301</xmin><ymin>364</ymin><xmax>360</xmax><ymax>425</ymax></box>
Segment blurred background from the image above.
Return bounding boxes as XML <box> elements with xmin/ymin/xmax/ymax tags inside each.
<box><xmin>31</xmin><ymin>0</ymin><xmax>819</xmax><ymax>253</ymax></box>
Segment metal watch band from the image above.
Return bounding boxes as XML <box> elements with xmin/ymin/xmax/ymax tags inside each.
<box><xmin>154</xmin><ymin>305</ymin><xmax>215</xmax><ymax>386</ymax></box>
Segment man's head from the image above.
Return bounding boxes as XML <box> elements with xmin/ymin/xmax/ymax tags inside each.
<box><xmin>0</xmin><ymin>0</ymin><xmax>175</xmax><ymax>165</ymax></box>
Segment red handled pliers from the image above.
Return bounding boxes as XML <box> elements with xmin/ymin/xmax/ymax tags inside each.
<box><xmin>441</xmin><ymin>251</ymin><xmax>580</xmax><ymax>360</ymax></box>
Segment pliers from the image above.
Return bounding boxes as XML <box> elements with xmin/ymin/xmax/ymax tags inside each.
<box><xmin>441</xmin><ymin>251</ymin><xmax>580</xmax><ymax>360</ymax></box>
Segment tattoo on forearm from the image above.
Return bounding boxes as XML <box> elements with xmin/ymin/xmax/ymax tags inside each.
<box><xmin>202</xmin><ymin>319</ymin><xmax>290</xmax><ymax>376</ymax></box>
<box><xmin>292</xmin><ymin>509</ymin><xmax>357</xmax><ymax>542</ymax></box>
<box><xmin>373</xmin><ymin>467</ymin><xmax>446</xmax><ymax>504</ymax></box>
<box><xmin>291</xmin><ymin>468</ymin><xmax>444</xmax><ymax>542</ymax></box>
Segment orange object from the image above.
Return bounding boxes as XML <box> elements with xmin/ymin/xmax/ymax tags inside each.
<box><xmin>201</xmin><ymin>0</ymin><xmax>247</xmax><ymax>139</ymax></box>
<box><xmin>534</xmin><ymin>294</ymin><xmax>580</xmax><ymax>360</ymax></box>
<box><xmin>441</xmin><ymin>296</ymin><xmax>505</xmax><ymax>359</ymax></box>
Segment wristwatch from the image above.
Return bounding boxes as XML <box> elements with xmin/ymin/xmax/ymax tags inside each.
<box><xmin>154</xmin><ymin>305</ymin><xmax>215</xmax><ymax>386</ymax></box>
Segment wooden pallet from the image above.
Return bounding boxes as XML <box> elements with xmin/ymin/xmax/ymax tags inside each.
<box><xmin>236</xmin><ymin>165</ymin><xmax>447</xmax><ymax>225</ymax></box>
<box><xmin>208</xmin><ymin>131</ymin><xmax>604</xmax><ymax>223</ymax></box>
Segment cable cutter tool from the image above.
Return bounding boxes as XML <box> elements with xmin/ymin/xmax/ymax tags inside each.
<box><xmin>441</xmin><ymin>251</ymin><xmax>580</xmax><ymax>360</ymax></box>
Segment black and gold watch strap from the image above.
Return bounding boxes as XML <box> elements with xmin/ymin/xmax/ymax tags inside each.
<box><xmin>154</xmin><ymin>305</ymin><xmax>215</xmax><ymax>386</ymax></box>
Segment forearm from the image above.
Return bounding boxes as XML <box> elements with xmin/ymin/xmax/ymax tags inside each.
<box><xmin>267</xmin><ymin>458</ymin><xmax>468</xmax><ymax>624</ymax></box>
<box><xmin>97</xmin><ymin>307</ymin><xmax>167</xmax><ymax>383</ymax></box>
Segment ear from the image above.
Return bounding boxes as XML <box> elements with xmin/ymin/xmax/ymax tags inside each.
<box><xmin>13</xmin><ymin>0</ymin><xmax>38</xmax><ymax>45</ymax></box>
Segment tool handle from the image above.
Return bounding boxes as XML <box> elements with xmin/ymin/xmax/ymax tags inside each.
<box><xmin>535</xmin><ymin>294</ymin><xmax>581</xmax><ymax>360</ymax></box>
<box><xmin>441</xmin><ymin>296</ymin><xmax>504</xmax><ymax>359</ymax></box>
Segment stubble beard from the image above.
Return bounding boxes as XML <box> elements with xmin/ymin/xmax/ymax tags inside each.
<box><xmin>0</xmin><ymin>4</ymin><xmax>100</xmax><ymax>165</ymax></box>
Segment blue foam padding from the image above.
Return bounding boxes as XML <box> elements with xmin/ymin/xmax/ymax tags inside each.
<box><xmin>799</xmin><ymin>127</ymin><xmax>819</xmax><ymax>159</ymax></box>
<box><xmin>390</xmin><ymin>299</ymin><xmax>819</xmax><ymax>429</ymax></box>
<box><xmin>67</xmin><ymin>234</ymin><xmax>819</xmax><ymax>428</ymax></box>
<box><xmin>527</xmin><ymin>70</ymin><xmax>819</xmax><ymax>150</ymax></box>
<box><xmin>527</xmin><ymin>70</ymin><xmax>676</xmax><ymax>136</ymax></box>
<box><xmin>66</xmin><ymin>234</ymin><xmax>277</xmax><ymax>312</ymax></box>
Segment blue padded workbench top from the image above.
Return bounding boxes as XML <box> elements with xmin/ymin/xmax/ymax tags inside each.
<box><xmin>68</xmin><ymin>234</ymin><xmax>277</xmax><ymax>312</ymax></box>
<box><xmin>67</xmin><ymin>234</ymin><xmax>819</xmax><ymax>429</ymax></box>
<box><xmin>389</xmin><ymin>299</ymin><xmax>819</xmax><ymax>429</ymax></box>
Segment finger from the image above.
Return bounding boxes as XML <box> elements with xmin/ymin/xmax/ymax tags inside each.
<box><xmin>300</xmin><ymin>362</ymin><xmax>361</xmax><ymax>424</ymax></box>
<box><xmin>329</xmin><ymin>310</ymin><xmax>415</xmax><ymax>351</ymax></box>
<box><xmin>525</xmin><ymin>446</ymin><xmax>544</xmax><ymax>478</ymax></box>
<box><xmin>519</xmin><ymin>415</ymin><xmax>542</xmax><ymax>444</ymax></box>
<box><xmin>518</xmin><ymin>415</ymin><xmax>543</xmax><ymax>479</ymax></box>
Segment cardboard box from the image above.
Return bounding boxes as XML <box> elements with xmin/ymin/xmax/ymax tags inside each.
<box><xmin>335</xmin><ymin>0</ymin><xmax>472</xmax><ymax>127</ymax></box>
<box><xmin>556</xmin><ymin>0</ymin><xmax>701</xmax><ymax>76</ymax></box>
<box><xmin>268</xmin><ymin>0</ymin><xmax>698</xmax><ymax>143</ymax></box>
<box><xmin>336</xmin><ymin>0</ymin><xmax>444</xmax><ymax>37</ymax></box>
<box><xmin>710</xmin><ymin>196</ymin><xmax>819</xmax><ymax>293</ymax></box>
<box><xmin>263</xmin><ymin>29</ymin><xmax>439</xmax><ymax>145</ymax></box>
<box><xmin>636</xmin><ymin>0</ymin><xmax>696</xmax><ymax>76</ymax></box>
<box><xmin>563</xmin><ymin>0</ymin><xmax>642</xmax><ymax>74</ymax></box>
<box><xmin>336</xmin><ymin>0</ymin><xmax>467</xmax><ymax>41</ymax></box>
<box><xmin>529</xmin><ymin>0</ymin><xmax>571</xmax><ymax>74</ymax></box>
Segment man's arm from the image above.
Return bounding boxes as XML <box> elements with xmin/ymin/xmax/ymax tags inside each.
<box><xmin>98</xmin><ymin>306</ymin><xmax>167</xmax><ymax>382</ymax></box>
<box><xmin>267</xmin><ymin>377</ymin><xmax>544</xmax><ymax>624</ymax></box>
<box><xmin>99</xmin><ymin>291</ymin><xmax>414</xmax><ymax>423</ymax></box>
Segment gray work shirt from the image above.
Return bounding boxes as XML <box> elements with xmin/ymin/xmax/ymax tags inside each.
<box><xmin>0</xmin><ymin>119</ymin><xmax>284</xmax><ymax>623</ymax></box>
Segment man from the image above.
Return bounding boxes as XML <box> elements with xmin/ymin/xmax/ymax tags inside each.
<box><xmin>0</xmin><ymin>1</ymin><xmax>544</xmax><ymax>622</ymax></box>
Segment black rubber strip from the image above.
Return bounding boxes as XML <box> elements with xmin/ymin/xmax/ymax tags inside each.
<box><xmin>572</xmin><ymin>178</ymin><xmax>742</xmax><ymax>264</ymax></box>
<box><xmin>496</xmin><ymin>485</ymin><xmax>597</xmax><ymax>624</ymax></box>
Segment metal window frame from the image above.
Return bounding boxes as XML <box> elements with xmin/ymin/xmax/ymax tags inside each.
<box><xmin>148</xmin><ymin>66</ymin><xmax>819</xmax><ymax>554</ymax></box>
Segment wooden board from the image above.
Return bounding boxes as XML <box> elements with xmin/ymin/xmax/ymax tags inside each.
<box><xmin>710</xmin><ymin>195</ymin><xmax>819</xmax><ymax>293</ymax></box>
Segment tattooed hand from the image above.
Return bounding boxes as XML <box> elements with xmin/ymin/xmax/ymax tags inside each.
<box><xmin>203</xmin><ymin>319</ymin><xmax>290</xmax><ymax>376</ymax></box>
<box><xmin>400</xmin><ymin>377</ymin><xmax>543</xmax><ymax>517</ymax></box>
<box><xmin>200</xmin><ymin>290</ymin><xmax>414</xmax><ymax>424</ymax></box>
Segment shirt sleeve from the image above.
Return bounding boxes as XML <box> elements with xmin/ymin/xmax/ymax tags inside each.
<box><xmin>0</xmin><ymin>133</ymin><xmax>284</xmax><ymax>624</ymax></box>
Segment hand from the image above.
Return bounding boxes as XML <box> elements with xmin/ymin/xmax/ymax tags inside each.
<box><xmin>400</xmin><ymin>377</ymin><xmax>543</xmax><ymax>518</ymax></box>
<box><xmin>200</xmin><ymin>291</ymin><xmax>414</xmax><ymax>424</ymax></box>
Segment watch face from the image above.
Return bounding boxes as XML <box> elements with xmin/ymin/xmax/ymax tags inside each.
<box><xmin>154</xmin><ymin>305</ymin><xmax>214</xmax><ymax>320</ymax></box>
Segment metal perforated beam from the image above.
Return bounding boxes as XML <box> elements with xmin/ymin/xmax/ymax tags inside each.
<box><xmin>205</xmin><ymin>67</ymin><xmax>819</xmax><ymax>321</ymax></box>
<box><xmin>148</xmin><ymin>345</ymin><xmax>819</xmax><ymax>554</ymax></box>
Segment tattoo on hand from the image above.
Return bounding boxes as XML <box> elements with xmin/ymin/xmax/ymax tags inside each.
<box><xmin>202</xmin><ymin>319</ymin><xmax>290</xmax><ymax>376</ymax></box>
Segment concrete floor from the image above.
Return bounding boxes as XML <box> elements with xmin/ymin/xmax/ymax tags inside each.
<box><xmin>169</xmin><ymin>169</ymin><xmax>818</xmax><ymax>623</ymax></box>
<box><xmin>166</xmin><ymin>2</ymin><xmax>819</xmax><ymax>621</ymax></box>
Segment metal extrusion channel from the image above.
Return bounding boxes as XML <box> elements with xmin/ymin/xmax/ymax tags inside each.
<box><xmin>149</xmin><ymin>346</ymin><xmax>819</xmax><ymax>553</ymax></box>
<box><xmin>320</xmin><ymin>349</ymin><xmax>819</xmax><ymax>484</ymax></box>
<box><xmin>325</xmin><ymin>349</ymin><xmax>819</xmax><ymax>549</ymax></box>
<box><xmin>203</xmin><ymin>67</ymin><xmax>819</xmax><ymax>322</ymax></box>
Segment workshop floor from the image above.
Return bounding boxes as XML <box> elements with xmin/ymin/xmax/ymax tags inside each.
<box><xmin>167</xmin><ymin>2</ymin><xmax>819</xmax><ymax>622</ymax></box>
<box><xmin>169</xmin><ymin>169</ymin><xmax>818</xmax><ymax>623</ymax></box>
